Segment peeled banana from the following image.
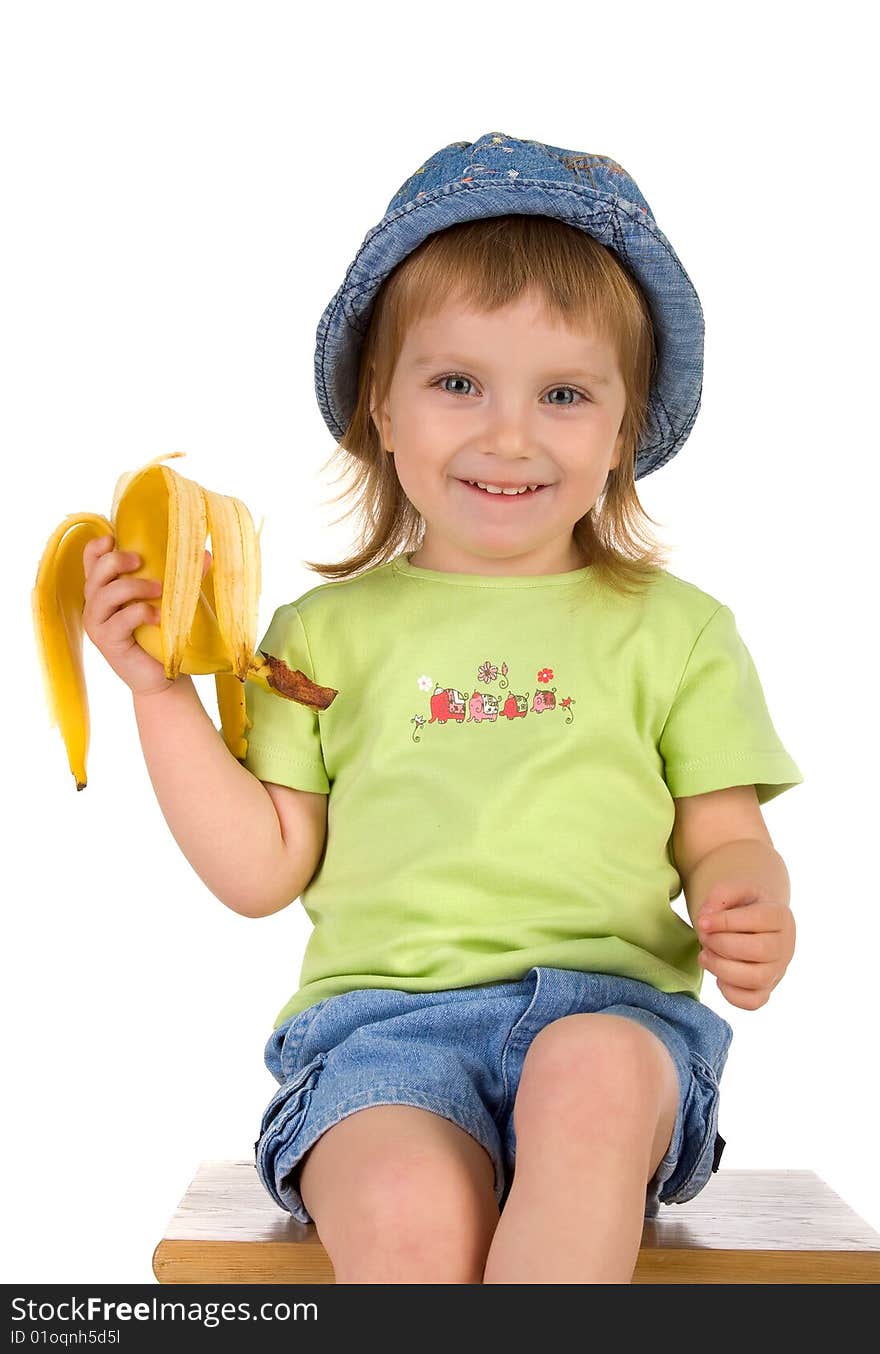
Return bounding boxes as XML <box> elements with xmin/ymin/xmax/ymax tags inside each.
<box><xmin>32</xmin><ymin>451</ymin><xmax>338</xmax><ymax>790</ymax></box>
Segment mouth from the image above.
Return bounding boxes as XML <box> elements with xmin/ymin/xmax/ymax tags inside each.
<box><xmin>456</xmin><ymin>479</ymin><xmax>551</xmax><ymax>501</ymax></box>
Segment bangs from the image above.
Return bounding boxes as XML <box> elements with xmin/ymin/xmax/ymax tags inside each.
<box><xmin>369</xmin><ymin>213</ymin><xmax>653</xmax><ymax>408</ymax></box>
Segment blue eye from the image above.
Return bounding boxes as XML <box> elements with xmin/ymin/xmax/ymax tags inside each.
<box><xmin>432</xmin><ymin>374</ymin><xmax>588</xmax><ymax>405</ymax></box>
<box><xmin>545</xmin><ymin>386</ymin><xmax>585</xmax><ymax>406</ymax></box>
<box><xmin>437</xmin><ymin>374</ymin><xmax>473</xmax><ymax>396</ymax></box>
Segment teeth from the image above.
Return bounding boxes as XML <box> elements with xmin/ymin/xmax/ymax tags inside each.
<box><xmin>467</xmin><ymin>481</ymin><xmax>539</xmax><ymax>495</ymax></box>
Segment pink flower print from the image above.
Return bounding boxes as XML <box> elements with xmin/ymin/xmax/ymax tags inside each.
<box><xmin>561</xmin><ymin>695</ymin><xmax>572</xmax><ymax>708</ymax></box>
<box><xmin>478</xmin><ymin>660</ymin><xmax>499</xmax><ymax>684</ymax></box>
<box><xmin>537</xmin><ymin>667</ymin><xmax>554</xmax><ymax>684</ymax></box>
<box><xmin>417</xmin><ymin>674</ymin><xmax>434</xmax><ymax>692</ymax></box>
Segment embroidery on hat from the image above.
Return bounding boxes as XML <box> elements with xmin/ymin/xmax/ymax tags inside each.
<box><xmin>460</xmin><ymin>163</ymin><xmax>503</xmax><ymax>181</ymax></box>
<box><xmin>390</xmin><ymin>165</ymin><xmax>428</xmax><ymax>204</ymax></box>
<box><xmin>550</xmin><ymin>152</ymin><xmax>629</xmax><ymax>188</ymax></box>
<box><xmin>474</xmin><ymin>134</ymin><xmax>515</xmax><ymax>153</ymax></box>
<box><xmin>390</xmin><ymin>138</ymin><xmax>512</xmax><ymax>205</ymax></box>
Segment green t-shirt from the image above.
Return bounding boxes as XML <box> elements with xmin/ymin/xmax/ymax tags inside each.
<box><xmin>242</xmin><ymin>554</ymin><xmax>804</xmax><ymax>1029</ymax></box>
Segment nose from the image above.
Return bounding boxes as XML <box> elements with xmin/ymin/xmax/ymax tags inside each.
<box><xmin>480</xmin><ymin>395</ymin><xmax>537</xmax><ymax>458</ymax></box>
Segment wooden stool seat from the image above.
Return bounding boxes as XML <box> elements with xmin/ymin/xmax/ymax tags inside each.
<box><xmin>153</xmin><ymin>1159</ymin><xmax>880</xmax><ymax>1284</ymax></box>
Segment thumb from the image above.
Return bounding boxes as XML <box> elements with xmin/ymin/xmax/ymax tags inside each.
<box><xmin>698</xmin><ymin>881</ymin><xmax>758</xmax><ymax>922</ymax></box>
<box><xmin>202</xmin><ymin>548</ymin><xmax>212</xmax><ymax>575</ymax></box>
<box><xmin>698</xmin><ymin>884</ymin><xmax>730</xmax><ymax>918</ymax></box>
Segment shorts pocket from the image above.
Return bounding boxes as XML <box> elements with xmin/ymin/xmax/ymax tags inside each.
<box><xmin>657</xmin><ymin>1050</ymin><xmax>722</xmax><ymax>1206</ymax></box>
<box><xmin>254</xmin><ymin>1051</ymin><xmax>328</xmax><ymax>1211</ymax></box>
<box><xmin>263</xmin><ymin>998</ymin><xmax>333</xmax><ymax>1082</ymax></box>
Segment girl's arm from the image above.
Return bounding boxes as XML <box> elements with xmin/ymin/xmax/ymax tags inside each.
<box><xmin>132</xmin><ymin>674</ymin><xmax>318</xmax><ymax>917</ymax></box>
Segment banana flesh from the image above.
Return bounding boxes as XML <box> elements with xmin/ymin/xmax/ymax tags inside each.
<box><xmin>32</xmin><ymin>451</ymin><xmax>338</xmax><ymax>789</ymax></box>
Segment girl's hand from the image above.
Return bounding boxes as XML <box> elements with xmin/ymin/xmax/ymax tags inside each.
<box><xmin>81</xmin><ymin>534</ymin><xmax>210</xmax><ymax>699</ymax></box>
<box><xmin>696</xmin><ymin>884</ymin><xmax>796</xmax><ymax>1010</ymax></box>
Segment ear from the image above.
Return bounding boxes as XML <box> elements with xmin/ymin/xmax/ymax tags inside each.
<box><xmin>370</xmin><ymin>387</ymin><xmax>394</xmax><ymax>453</ymax></box>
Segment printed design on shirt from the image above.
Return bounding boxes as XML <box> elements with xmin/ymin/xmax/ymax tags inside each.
<box><xmin>410</xmin><ymin>658</ymin><xmax>575</xmax><ymax>742</ymax></box>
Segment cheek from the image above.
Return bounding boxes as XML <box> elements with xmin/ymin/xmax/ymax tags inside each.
<box><xmin>391</xmin><ymin>430</ymin><xmax>448</xmax><ymax>484</ymax></box>
<box><xmin>554</xmin><ymin>464</ymin><xmax>611</xmax><ymax>516</ymax></box>
<box><xmin>387</xmin><ymin>456</ymin><xmax>438</xmax><ymax>515</ymax></box>
<box><xmin>558</xmin><ymin>462</ymin><xmax>604</xmax><ymax>495</ymax></box>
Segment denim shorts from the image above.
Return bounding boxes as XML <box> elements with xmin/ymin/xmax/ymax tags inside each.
<box><xmin>254</xmin><ymin>966</ymin><xmax>733</xmax><ymax>1226</ymax></box>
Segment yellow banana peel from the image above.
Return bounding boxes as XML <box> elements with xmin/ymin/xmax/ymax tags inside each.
<box><xmin>32</xmin><ymin>450</ymin><xmax>338</xmax><ymax>789</ymax></box>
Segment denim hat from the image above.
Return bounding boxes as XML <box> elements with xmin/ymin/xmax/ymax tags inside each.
<box><xmin>314</xmin><ymin>131</ymin><xmax>704</xmax><ymax>480</ymax></box>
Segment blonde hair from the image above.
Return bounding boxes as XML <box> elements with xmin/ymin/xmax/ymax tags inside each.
<box><xmin>304</xmin><ymin>214</ymin><xmax>672</xmax><ymax>597</ymax></box>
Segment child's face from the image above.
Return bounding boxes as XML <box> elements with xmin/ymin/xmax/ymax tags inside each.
<box><xmin>372</xmin><ymin>289</ymin><xmax>627</xmax><ymax>575</ymax></box>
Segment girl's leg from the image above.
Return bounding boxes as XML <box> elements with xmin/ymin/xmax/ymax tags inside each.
<box><xmin>298</xmin><ymin>1104</ymin><xmax>501</xmax><ymax>1283</ymax></box>
<box><xmin>482</xmin><ymin>1012</ymin><xmax>680</xmax><ymax>1284</ymax></box>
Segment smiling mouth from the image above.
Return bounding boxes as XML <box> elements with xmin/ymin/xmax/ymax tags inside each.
<box><xmin>458</xmin><ymin>479</ymin><xmax>550</xmax><ymax>499</ymax></box>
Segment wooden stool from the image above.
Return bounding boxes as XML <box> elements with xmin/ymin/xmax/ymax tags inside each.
<box><xmin>153</xmin><ymin>1159</ymin><xmax>880</xmax><ymax>1284</ymax></box>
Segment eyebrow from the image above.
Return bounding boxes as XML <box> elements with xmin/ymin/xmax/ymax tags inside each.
<box><xmin>410</xmin><ymin>355</ymin><xmax>610</xmax><ymax>385</ymax></box>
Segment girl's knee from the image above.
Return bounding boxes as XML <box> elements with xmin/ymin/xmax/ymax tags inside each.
<box><xmin>298</xmin><ymin>1103</ymin><xmax>499</xmax><ymax>1282</ymax></box>
<box><xmin>515</xmin><ymin>1013</ymin><xmax>679</xmax><ymax>1134</ymax></box>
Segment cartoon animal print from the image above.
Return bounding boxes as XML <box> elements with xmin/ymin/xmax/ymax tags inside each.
<box><xmin>467</xmin><ymin>691</ymin><xmax>501</xmax><ymax>723</ymax></box>
<box><xmin>412</xmin><ymin>657</ymin><xmax>576</xmax><ymax>739</ymax></box>
<box><xmin>427</xmin><ymin>686</ymin><xmax>468</xmax><ymax>724</ymax></box>
<box><xmin>500</xmin><ymin>692</ymin><xmax>529</xmax><ymax>721</ymax></box>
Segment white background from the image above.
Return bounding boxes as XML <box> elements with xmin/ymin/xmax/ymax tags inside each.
<box><xmin>3</xmin><ymin>1</ymin><xmax>877</xmax><ymax>1284</ymax></box>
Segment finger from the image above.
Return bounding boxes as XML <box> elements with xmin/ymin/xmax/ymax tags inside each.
<box><xmin>89</xmin><ymin>574</ymin><xmax>162</xmax><ymax>627</ymax></box>
<box><xmin>717</xmin><ymin>980</ymin><xmax>769</xmax><ymax>1012</ymax></box>
<box><xmin>83</xmin><ymin>540</ymin><xmax>126</xmax><ymax>589</ymax></box>
<box><xmin>699</xmin><ymin>930</ymin><xmax>780</xmax><ymax>963</ymax></box>
<box><xmin>104</xmin><ymin>598</ymin><xmax>162</xmax><ymax>636</ymax></box>
<box><xmin>86</xmin><ymin>549</ymin><xmax>146</xmax><ymax>601</ymax></box>
<box><xmin>700</xmin><ymin>902</ymin><xmax>786</xmax><ymax>936</ymax></box>
<box><xmin>698</xmin><ymin>949</ymin><xmax>777</xmax><ymax>989</ymax></box>
<box><xmin>88</xmin><ymin>533</ymin><xmax>114</xmax><ymax>555</ymax></box>
<box><xmin>83</xmin><ymin>533</ymin><xmax>115</xmax><ymax>576</ymax></box>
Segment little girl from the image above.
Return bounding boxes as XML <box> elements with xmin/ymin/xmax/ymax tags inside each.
<box><xmin>83</xmin><ymin>132</ymin><xmax>803</xmax><ymax>1284</ymax></box>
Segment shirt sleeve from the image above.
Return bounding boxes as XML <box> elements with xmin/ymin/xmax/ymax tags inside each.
<box><xmin>659</xmin><ymin>604</ymin><xmax>804</xmax><ymax>805</ymax></box>
<box><xmin>241</xmin><ymin>602</ymin><xmax>330</xmax><ymax>794</ymax></box>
